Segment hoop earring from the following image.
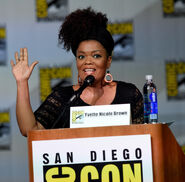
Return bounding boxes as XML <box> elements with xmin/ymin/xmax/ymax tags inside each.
<box><xmin>104</xmin><ymin>70</ymin><xmax>113</xmax><ymax>83</ymax></box>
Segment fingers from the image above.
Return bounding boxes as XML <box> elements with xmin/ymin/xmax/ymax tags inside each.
<box><xmin>14</xmin><ymin>47</ymin><xmax>28</xmax><ymax>64</ymax></box>
<box><xmin>10</xmin><ymin>60</ymin><xmax>15</xmax><ymax>67</ymax></box>
<box><xmin>15</xmin><ymin>52</ymin><xmax>19</xmax><ymax>64</ymax></box>
<box><xmin>20</xmin><ymin>48</ymin><xmax>24</xmax><ymax>61</ymax></box>
<box><xmin>24</xmin><ymin>48</ymin><xmax>28</xmax><ymax>63</ymax></box>
<box><xmin>30</xmin><ymin>61</ymin><xmax>39</xmax><ymax>72</ymax></box>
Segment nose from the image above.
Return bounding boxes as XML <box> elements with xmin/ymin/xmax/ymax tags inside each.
<box><xmin>84</xmin><ymin>55</ymin><xmax>93</xmax><ymax>65</ymax></box>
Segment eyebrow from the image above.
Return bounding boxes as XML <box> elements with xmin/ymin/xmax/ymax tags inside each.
<box><xmin>77</xmin><ymin>50</ymin><xmax>102</xmax><ymax>54</ymax></box>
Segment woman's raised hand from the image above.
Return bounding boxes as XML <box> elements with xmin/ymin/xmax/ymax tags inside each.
<box><xmin>10</xmin><ymin>48</ymin><xmax>38</xmax><ymax>82</ymax></box>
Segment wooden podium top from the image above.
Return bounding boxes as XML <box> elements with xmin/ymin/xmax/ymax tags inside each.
<box><xmin>28</xmin><ymin>123</ymin><xmax>167</xmax><ymax>140</ymax></box>
<box><xmin>28</xmin><ymin>123</ymin><xmax>185</xmax><ymax>182</ymax></box>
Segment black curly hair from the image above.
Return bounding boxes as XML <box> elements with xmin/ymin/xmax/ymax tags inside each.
<box><xmin>58</xmin><ymin>7</ymin><xmax>114</xmax><ymax>56</ymax></box>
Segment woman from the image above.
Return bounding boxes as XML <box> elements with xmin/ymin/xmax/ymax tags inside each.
<box><xmin>11</xmin><ymin>7</ymin><xmax>143</xmax><ymax>137</ymax></box>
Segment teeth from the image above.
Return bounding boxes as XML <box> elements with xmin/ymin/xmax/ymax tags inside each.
<box><xmin>84</xmin><ymin>69</ymin><xmax>95</xmax><ymax>72</ymax></box>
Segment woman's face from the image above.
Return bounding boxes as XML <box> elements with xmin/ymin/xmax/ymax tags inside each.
<box><xmin>76</xmin><ymin>40</ymin><xmax>112</xmax><ymax>85</ymax></box>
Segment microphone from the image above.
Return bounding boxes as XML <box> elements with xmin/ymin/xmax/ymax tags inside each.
<box><xmin>68</xmin><ymin>75</ymin><xmax>95</xmax><ymax>104</ymax></box>
<box><xmin>51</xmin><ymin>75</ymin><xmax>95</xmax><ymax>128</ymax></box>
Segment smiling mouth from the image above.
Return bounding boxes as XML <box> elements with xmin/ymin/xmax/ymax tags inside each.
<box><xmin>84</xmin><ymin>68</ymin><xmax>96</xmax><ymax>73</ymax></box>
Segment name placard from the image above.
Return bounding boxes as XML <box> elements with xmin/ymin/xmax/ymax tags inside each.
<box><xmin>70</xmin><ymin>104</ymin><xmax>131</xmax><ymax>128</ymax></box>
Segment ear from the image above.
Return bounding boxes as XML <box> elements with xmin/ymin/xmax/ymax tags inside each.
<box><xmin>106</xmin><ymin>56</ymin><xmax>112</xmax><ymax>69</ymax></box>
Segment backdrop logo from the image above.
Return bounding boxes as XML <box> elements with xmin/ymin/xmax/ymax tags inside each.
<box><xmin>162</xmin><ymin>0</ymin><xmax>185</xmax><ymax>17</ymax></box>
<box><xmin>39</xmin><ymin>66</ymin><xmax>72</xmax><ymax>102</ymax></box>
<box><xmin>107</xmin><ymin>22</ymin><xmax>134</xmax><ymax>60</ymax></box>
<box><xmin>0</xmin><ymin>25</ymin><xmax>6</xmax><ymax>65</ymax></box>
<box><xmin>35</xmin><ymin>0</ymin><xmax>68</xmax><ymax>22</ymax></box>
<box><xmin>182</xmin><ymin>146</ymin><xmax>185</xmax><ymax>154</ymax></box>
<box><xmin>0</xmin><ymin>27</ymin><xmax>6</xmax><ymax>38</ymax></box>
<box><xmin>0</xmin><ymin>111</ymin><xmax>10</xmax><ymax>150</ymax></box>
<box><xmin>166</xmin><ymin>61</ymin><xmax>185</xmax><ymax>100</ymax></box>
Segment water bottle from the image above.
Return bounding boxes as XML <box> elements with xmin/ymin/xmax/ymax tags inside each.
<box><xmin>143</xmin><ymin>75</ymin><xmax>158</xmax><ymax>123</ymax></box>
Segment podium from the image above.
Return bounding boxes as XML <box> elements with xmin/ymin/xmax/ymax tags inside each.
<box><xmin>28</xmin><ymin>123</ymin><xmax>185</xmax><ymax>182</ymax></box>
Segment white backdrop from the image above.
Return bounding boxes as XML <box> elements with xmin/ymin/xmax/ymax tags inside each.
<box><xmin>0</xmin><ymin>0</ymin><xmax>185</xmax><ymax>181</ymax></box>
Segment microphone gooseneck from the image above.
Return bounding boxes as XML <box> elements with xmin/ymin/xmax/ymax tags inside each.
<box><xmin>51</xmin><ymin>75</ymin><xmax>95</xmax><ymax>128</ymax></box>
<box><xmin>68</xmin><ymin>75</ymin><xmax>95</xmax><ymax>104</ymax></box>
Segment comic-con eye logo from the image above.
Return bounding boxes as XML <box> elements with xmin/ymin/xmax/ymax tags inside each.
<box><xmin>72</xmin><ymin>111</ymin><xmax>84</xmax><ymax>123</ymax></box>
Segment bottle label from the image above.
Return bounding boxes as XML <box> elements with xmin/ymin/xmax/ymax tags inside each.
<box><xmin>150</xmin><ymin>113</ymin><xmax>158</xmax><ymax>119</ymax></box>
<box><xmin>149</xmin><ymin>92</ymin><xmax>158</xmax><ymax>114</ymax></box>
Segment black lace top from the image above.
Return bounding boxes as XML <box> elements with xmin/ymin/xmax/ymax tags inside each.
<box><xmin>34</xmin><ymin>81</ymin><xmax>144</xmax><ymax>129</ymax></box>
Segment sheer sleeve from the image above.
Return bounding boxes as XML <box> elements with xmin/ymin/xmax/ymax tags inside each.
<box><xmin>113</xmin><ymin>81</ymin><xmax>144</xmax><ymax>124</ymax></box>
<box><xmin>34</xmin><ymin>86</ymin><xmax>73</xmax><ymax>129</ymax></box>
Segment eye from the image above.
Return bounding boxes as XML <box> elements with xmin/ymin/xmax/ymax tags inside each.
<box><xmin>93</xmin><ymin>54</ymin><xmax>102</xmax><ymax>58</ymax></box>
<box><xmin>77</xmin><ymin>55</ymin><xmax>85</xmax><ymax>60</ymax></box>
